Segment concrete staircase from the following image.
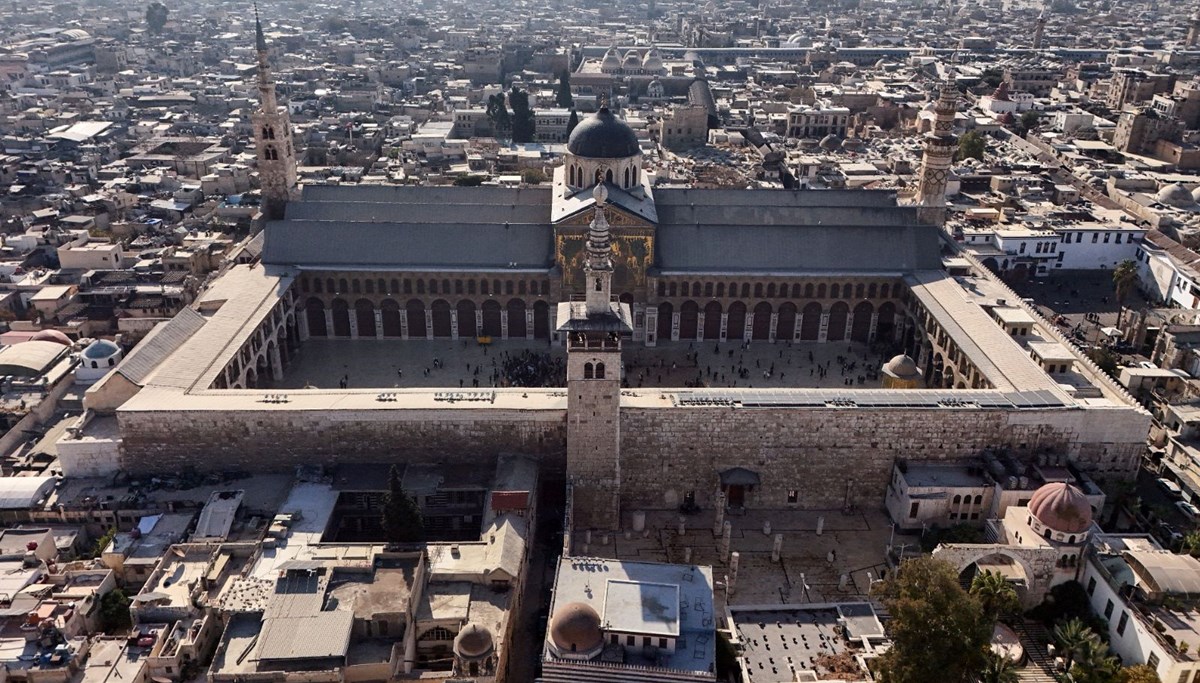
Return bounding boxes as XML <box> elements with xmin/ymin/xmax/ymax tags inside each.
<box><xmin>1013</xmin><ymin>619</ymin><xmax>1058</xmax><ymax>683</ymax></box>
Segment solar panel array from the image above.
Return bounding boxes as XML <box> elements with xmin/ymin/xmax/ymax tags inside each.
<box><xmin>672</xmin><ymin>388</ymin><xmax>1068</xmax><ymax>410</ymax></box>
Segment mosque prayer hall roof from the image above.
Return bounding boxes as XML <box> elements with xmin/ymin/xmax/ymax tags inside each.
<box><xmin>263</xmin><ymin>185</ymin><xmax>940</xmax><ymax>277</ymax></box>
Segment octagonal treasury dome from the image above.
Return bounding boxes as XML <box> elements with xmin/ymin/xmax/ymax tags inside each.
<box><xmin>453</xmin><ymin>623</ymin><xmax>494</xmax><ymax>659</ymax></box>
<box><xmin>1028</xmin><ymin>482</ymin><xmax>1093</xmax><ymax>534</ymax></box>
<box><xmin>567</xmin><ymin>107</ymin><xmax>641</xmax><ymax>159</ymax></box>
<box><xmin>548</xmin><ymin>601</ymin><xmax>603</xmax><ymax>656</ymax></box>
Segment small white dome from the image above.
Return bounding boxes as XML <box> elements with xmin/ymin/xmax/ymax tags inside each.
<box><xmin>1157</xmin><ymin>183</ymin><xmax>1196</xmax><ymax>209</ymax></box>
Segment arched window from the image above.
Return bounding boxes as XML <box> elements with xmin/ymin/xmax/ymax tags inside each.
<box><xmin>624</xmin><ymin>167</ymin><xmax>630</xmax><ymax>187</ymax></box>
<box><xmin>741</xmin><ymin>283</ymin><xmax>750</xmax><ymax>298</ymax></box>
<box><xmin>403</xmin><ymin>279</ymin><xmax>412</xmax><ymax>294</ymax></box>
<box><xmin>338</xmin><ymin>278</ymin><xmax>348</xmax><ymax>293</ymax></box>
<box><xmin>766</xmin><ymin>283</ymin><xmax>776</xmax><ymax>298</ymax></box>
<box><xmin>456</xmin><ymin>279</ymin><xmax>464</xmax><ymax>294</ymax></box>
<box><xmin>265</xmin><ymin>145</ymin><xmax>278</xmax><ymax>160</ymax></box>
<box><xmin>716</xmin><ymin>283</ymin><xmax>725</xmax><ymax>297</ymax></box>
<box><xmin>429</xmin><ymin>280</ymin><xmax>438</xmax><ymax>294</ymax></box>
<box><xmin>596</xmin><ymin>362</ymin><xmax>605</xmax><ymax>378</ymax></box>
<box><xmin>868</xmin><ymin>283</ymin><xmax>878</xmax><ymax>298</ymax></box>
<box><xmin>658</xmin><ymin>281</ymin><xmax>666</xmax><ymax>296</ymax></box>
<box><xmin>505</xmin><ymin>281</ymin><xmax>514</xmax><ymax>295</ymax></box>
<box><xmin>692</xmin><ymin>282</ymin><xmax>702</xmax><ymax>297</ymax></box>
<box><xmin>831</xmin><ymin>284</ymin><xmax>840</xmax><ymax>299</ymax></box>
<box><xmin>364</xmin><ymin>279</ymin><xmax>374</xmax><ymax>294</ymax></box>
<box><xmin>704</xmin><ymin>282</ymin><xmax>713</xmax><ymax>297</ymax></box>
<box><xmin>817</xmin><ymin>284</ymin><xmax>826</xmax><ymax>298</ymax></box>
<box><xmin>108</xmin><ymin>357</ymin><xmax>116</xmax><ymax>366</ymax></box>
<box><xmin>569</xmin><ymin>165</ymin><xmax>575</xmax><ymax>186</ymax></box>
<box><xmin>481</xmin><ymin>280</ymin><xmax>489</xmax><ymax>295</ymax></box>
<box><xmin>668</xmin><ymin>283</ymin><xmax>677</xmax><ymax>296</ymax></box>
<box><xmin>881</xmin><ymin>283</ymin><xmax>891</xmax><ymax>298</ymax></box>
<box><xmin>416</xmin><ymin>280</ymin><xmax>425</xmax><ymax>294</ymax></box>
<box><xmin>467</xmin><ymin>279</ymin><xmax>476</xmax><ymax>294</ymax></box>
<box><xmin>541</xmin><ymin>281</ymin><xmax>549</xmax><ymax>295</ymax></box>
<box><xmin>973</xmin><ymin>495</ymin><xmax>982</xmax><ymax>505</ymax></box>
<box><xmin>584</xmin><ymin>362</ymin><xmax>594</xmax><ymax>379</ymax></box>
<box><xmin>1068</xmin><ymin>535</ymin><xmax>1076</xmax><ymax>544</ymax></box>
<box><xmin>1043</xmin><ymin>529</ymin><xmax>1052</xmax><ymax>540</ymax></box>
<box><xmin>952</xmin><ymin>495</ymin><xmax>961</xmax><ymax>505</ymax></box>
<box><xmin>754</xmin><ymin>283</ymin><xmax>764</xmax><ymax>298</ymax></box>
<box><xmin>91</xmin><ymin>361</ymin><xmax>98</xmax><ymax>368</ymax></box>
<box><xmin>262</xmin><ymin>125</ymin><xmax>275</xmax><ymax>140</ymax></box>
<box><xmin>518</xmin><ymin>280</ymin><xmax>526</xmax><ymax>295</ymax></box>
<box><xmin>313</xmin><ymin>279</ymin><xmax>323</xmax><ymax>293</ymax></box>
<box><xmin>352</xmin><ymin>279</ymin><xmax>361</xmax><ymax>294</ymax></box>
<box><xmin>605</xmin><ymin>168</ymin><xmax>613</xmax><ymax>183</ymax></box>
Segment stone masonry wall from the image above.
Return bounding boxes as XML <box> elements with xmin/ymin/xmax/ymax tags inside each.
<box><xmin>117</xmin><ymin>408</ymin><xmax>568</xmax><ymax>473</ymax></box>
<box><xmin>617</xmin><ymin>406</ymin><xmax>1148</xmax><ymax>512</ymax></box>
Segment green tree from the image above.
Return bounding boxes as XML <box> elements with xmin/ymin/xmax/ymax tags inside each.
<box><xmin>957</xmin><ymin>130</ymin><xmax>987</xmax><ymax>161</ymax></box>
<box><xmin>145</xmin><ymin>1</ymin><xmax>169</xmax><ymax>33</ymax></box>
<box><xmin>1183</xmin><ymin>530</ymin><xmax>1200</xmax><ymax>557</ymax></box>
<box><xmin>977</xmin><ymin>651</ymin><xmax>1019</xmax><ymax>683</ymax></box>
<box><xmin>871</xmin><ymin>557</ymin><xmax>991</xmax><ymax>683</ymax></box>
<box><xmin>555</xmin><ymin>70</ymin><xmax>574</xmax><ymax>109</ymax></box>
<box><xmin>1115</xmin><ymin>665</ymin><xmax>1162</xmax><ymax>683</ymax></box>
<box><xmin>99</xmin><ymin>589</ymin><xmax>132</xmax><ymax>632</ymax></box>
<box><xmin>381</xmin><ymin>465</ymin><xmax>423</xmax><ymax>543</ymax></box>
<box><xmin>485</xmin><ymin>93</ymin><xmax>510</xmax><ymax>135</ymax></box>
<box><xmin>521</xmin><ymin>168</ymin><xmax>547</xmax><ymax>184</ymax></box>
<box><xmin>453</xmin><ymin>174</ymin><xmax>486</xmax><ymax>186</ymax></box>
<box><xmin>1019</xmin><ymin>110</ymin><xmax>1040</xmax><ymax>133</ymax></box>
<box><xmin>509</xmin><ymin>86</ymin><xmax>536</xmax><ymax>144</ymax></box>
<box><xmin>94</xmin><ymin>526</ymin><xmax>116</xmax><ymax>558</ymax></box>
<box><xmin>1054</xmin><ymin>617</ymin><xmax>1095</xmax><ymax>674</ymax></box>
<box><xmin>1068</xmin><ymin>633</ymin><xmax>1121</xmax><ymax>683</ymax></box>
<box><xmin>1112</xmin><ymin>259</ymin><xmax>1139</xmax><ymax>331</ymax></box>
<box><xmin>566</xmin><ymin>109</ymin><xmax>579</xmax><ymax>136</ymax></box>
<box><xmin>969</xmin><ymin>570</ymin><xmax>1019</xmax><ymax>622</ymax></box>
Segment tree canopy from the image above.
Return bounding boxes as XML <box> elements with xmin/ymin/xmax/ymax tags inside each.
<box><xmin>969</xmin><ymin>570</ymin><xmax>1020</xmax><ymax>623</ymax></box>
<box><xmin>957</xmin><ymin>130</ymin><xmax>987</xmax><ymax>161</ymax></box>
<box><xmin>509</xmin><ymin>86</ymin><xmax>536</xmax><ymax>144</ymax></box>
<box><xmin>485</xmin><ymin>93</ymin><xmax>510</xmax><ymax>134</ymax></box>
<box><xmin>566</xmin><ymin>110</ymin><xmax>580</xmax><ymax>137</ymax></box>
<box><xmin>381</xmin><ymin>465</ymin><xmax>423</xmax><ymax>543</ymax></box>
<box><xmin>555</xmin><ymin>71</ymin><xmax>574</xmax><ymax>109</ymax></box>
<box><xmin>146</xmin><ymin>2</ymin><xmax>169</xmax><ymax>33</ymax></box>
<box><xmin>871</xmin><ymin>557</ymin><xmax>992</xmax><ymax>683</ymax></box>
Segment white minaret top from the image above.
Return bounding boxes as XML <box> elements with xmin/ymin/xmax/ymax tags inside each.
<box><xmin>584</xmin><ymin>185</ymin><xmax>614</xmax><ymax>316</ymax></box>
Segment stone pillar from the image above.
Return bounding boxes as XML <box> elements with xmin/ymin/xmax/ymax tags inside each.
<box><xmin>526</xmin><ymin>309</ymin><xmax>535</xmax><ymax>340</ymax></box>
<box><xmin>677</xmin><ymin>516</ymin><xmax>686</xmax><ymax>535</ymax></box>
<box><xmin>450</xmin><ymin>310</ymin><xmax>459</xmax><ymax>340</ymax></box>
<box><xmin>719</xmin><ymin>313</ymin><xmax>728</xmax><ymax>342</ymax></box>
<box><xmin>632</xmin><ymin>511</ymin><xmax>646</xmax><ymax>532</ymax></box>
<box><xmin>818</xmin><ymin>312</ymin><xmax>830</xmax><ymax>342</ymax></box>
<box><xmin>794</xmin><ymin>313</ymin><xmax>803</xmax><ymax>341</ymax></box>
<box><xmin>269</xmin><ymin>343</ymin><xmax>283</xmax><ymax>381</ymax></box>
<box><xmin>816</xmin><ymin>516</ymin><xmax>825</xmax><ymax>536</ymax></box>
<box><xmin>868</xmin><ymin>312</ymin><xmax>878</xmax><ymax>342</ymax></box>
<box><xmin>763</xmin><ymin>520</ymin><xmax>772</xmax><ymax>536</ymax></box>
<box><xmin>728</xmin><ymin>552</ymin><xmax>740</xmax><ymax>596</ymax></box>
<box><xmin>769</xmin><ymin>313</ymin><xmax>778</xmax><ymax>342</ymax></box>
<box><xmin>671</xmin><ymin>312</ymin><xmax>680</xmax><ymax>341</ymax></box>
<box><xmin>374</xmin><ymin>309</ymin><xmax>384</xmax><ymax>339</ymax></box>
<box><xmin>743</xmin><ymin>315</ymin><xmax>754</xmax><ymax>341</ymax></box>
<box><xmin>500</xmin><ymin>310</ymin><xmax>509</xmax><ymax>339</ymax></box>
<box><xmin>324</xmin><ymin>310</ymin><xmax>335</xmax><ymax>337</ymax></box>
<box><xmin>696</xmin><ymin>311</ymin><xmax>706</xmax><ymax>342</ymax></box>
<box><xmin>772</xmin><ymin>533</ymin><xmax>783</xmax><ymax>562</ymax></box>
<box><xmin>298</xmin><ymin>309</ymin><xmax>310</xmax><ymax>341</ymax></box>
<box><xmin>646</xmin><ymin>310</ymin><xmax>658</xmax><ymax>346</ymax></box>
<box><xmin>713</xmin><ymin>492</ymin><xmax>726</xmax><ymax>534</ymax></box>
<box><xmin>843</xmin><ymin>313</ymin><xmax>853</xmax><ymax>342</ymax></box>
<box><xmin>424</xmin><ymin>310</ymin><xmax>433</xmax><ymax>340</ymax></box>
<box><xmin>400</xmin><ymin>310</ymin><xmax>409</xmax><ymax>339</ymax></box>
<box><xmin>348</xmin><ymin>311</ymin><xmax>359</xmax><ymax>339</ymax></box>
<box><xmin>720</xmin><ymin>521</ymin><xmax>732</xmax><ymax>560</ymax></box>
<box><xmin>684</xmin><ymin>547</ymin><xmax>693</xmax><ymax>563</ymax></box>
<box><xmin>475</xmin><ymin>310</ymin><xmax>483</xmax><ymax>336</ymax></box>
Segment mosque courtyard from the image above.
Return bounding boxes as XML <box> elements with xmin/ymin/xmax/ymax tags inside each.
<box><xmin>264</xmin><ymin>338</ymin><xmax>896</xmax><ymax>390</ymax></box>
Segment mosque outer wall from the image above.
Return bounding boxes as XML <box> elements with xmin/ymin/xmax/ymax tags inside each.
<box><xmin>116</xmin><ymin>400</ymin><xmax>1148</xmax><ymax>514</ymax></box>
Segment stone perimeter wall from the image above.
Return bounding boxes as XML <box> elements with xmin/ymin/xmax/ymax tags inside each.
<box><xmin>117</xmin><ymin>402</ymin><xmax>1148</xmax><ymax>511</ymax></box>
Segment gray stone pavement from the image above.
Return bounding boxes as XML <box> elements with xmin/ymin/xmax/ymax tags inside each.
<box><xmin>267</xmin><ymin>338</ymin><xmax>891</xmax><ymax>390</ymax></box>
<box><xmin>571</xmin><ymin>508</ymin><xmax>906</xmax><ymax>618</ymax></box>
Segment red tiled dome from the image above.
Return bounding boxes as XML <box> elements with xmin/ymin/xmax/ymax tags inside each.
<box><xmin>1028</xmin><ymin>482</ymin><xmax>1092</xmax><ymax>534</ymax></box>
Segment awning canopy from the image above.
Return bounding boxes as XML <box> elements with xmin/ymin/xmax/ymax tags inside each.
<box><xmin>719</xmin><ymin>467</ymin><xmax>761</xmax><ymax>487</ymax></box>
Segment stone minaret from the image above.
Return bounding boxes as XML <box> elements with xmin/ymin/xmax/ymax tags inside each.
<box><xmin>1188</xmin><ymin>10</ymin><xmax>1200</xmax><ymax>49</ymax></box>
<box><xmin>251</xmin><ymin>8</ymin><xmax>298</xmax><ymax>220</ymax></box>
<box><xmin>1033</xmin><ymin>12</ymin><xmax>1047</xmax><ymax>50</ymax></box>
<box><xmin>558</xmin><ymin>185</ymin><xmax>631</xmax><ymax>532</ymax></box>
<box><xmin>915</xmin><ymin>83</ymin><xmax>959</xmax><ymax>225</ymax></box>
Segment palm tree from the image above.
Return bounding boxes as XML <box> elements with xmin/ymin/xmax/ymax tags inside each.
<box><xmin>1112</xmin><ymin>259</ymin><xmax>1139</xmax><ymax>332</ymax></box>
<box><xmin>970</xmin><ymin>570</ymin><xmax>1020</xmax><ymax>621</ymax></box>
<box><xmin>1067</xmin><ymin>634</ymin><xmax>1120</xmax><ymax>683</ymax></box>
<box><xmin>978</xmin><ymin>651</ymin><xmax>1019</xmax><ymax>683</ymax></box>
<box><xmin>1184</xmin><ymin>530</ymin><xmax>1200</xmax><ymax>557</ymax></box>
<box><xmin>1054</xmin><ymin>617</ymin><xmax>1095</xmax><ymax>673</ymax></box>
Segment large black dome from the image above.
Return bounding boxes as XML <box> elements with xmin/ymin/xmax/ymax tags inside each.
<box><xmin>567</xmin><ymin>107</ymin><xmax>640</xmax><ymax>159</ymax></box>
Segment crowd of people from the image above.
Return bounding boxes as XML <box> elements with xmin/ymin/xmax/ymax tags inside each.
<box><xmin>622</xmin><ymin>341</ymin><xmax>889</xmax><ymax>389</ymax></box>
<box><xmin>497</xmin><ymin>349</ymin><xmax>565</xmax><ymax>387</ymax></box>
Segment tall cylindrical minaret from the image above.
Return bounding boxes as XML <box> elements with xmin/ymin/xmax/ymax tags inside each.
<box><xmin>1033</xmin><ymin>12</ymin><xmax>1047</xmax><ymax>50</ymax></box>
<box><xmin>251</xmin><ymin>6</ymin><xmax>298</xmax><ymax>220</ymax></box>
<box><xmin>584</xmin><ymin>185</ymin><xmax>614</xmax><ymax>316</ymax></box>
<box><xmin>916</xmin><ymin>83</ymin><xmax>959</xmax><ymax>224</ymax></box>
<box><xmin>1187</xmin><ymin>10</ymin><xmax>1200</xmax><ymax>49</ymax></box>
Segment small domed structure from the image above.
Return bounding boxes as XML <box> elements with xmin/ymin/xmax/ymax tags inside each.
<box><xmin>622</xmin><ymin>50</ymin><xmax>641</xmax><ymax>71</ymax></box>
<box><xmin>1156</xmin><ymin>182</ymin><xmax>1197</xmax><ymax>209</ymax></box>
<box><xmin>819</xmin><ymin>134</ymin><xmax>842</xmax><ymax>151</ymax></box>
<box><xmin>547</xmin><ymin>601</ymin><xmax>603</xmax><ymax>659</ymax></box>
<box><xmin>601</xmin><ymin>47</ymin><xmax>621</xmax><ymax>73</ymax></box>
<box><xmin>30</xmin><ymin>330</ymin><xmax>71</xmax><ymax>346</ymax></box>
<box><xmin>1191</xmin><ymin>185</ymin><xmax>1200</xmax><ymax>204</ymax></box>
<box><xmin>1028</xmin><ymin>482</ymin><xmax>1093</xmax><ymax>536</ymax></box>
<box><xmin>881</xmin><ymin>354</ymin><xmax>922</xmax><ymax>389</ymax></box>
<box><xmin>642</xmin><ymin>48</ymin><xmax>663</xmax><ymax>73</ymax></box>
<box><xmin>568</xmin><ymin>108</ymin><xmax>640</xmax><ymax>159</ymax></box>
<box><xmin>83</xmin><ymin>339</ymin><xmax>120</xmax><ymax>360</ymax></box>
<box><xmin>76</xmin><ymin>338</ymin><xmax>123</xmax><ymax>383</ymax></box>
<box><xmin>453</xmin><ymin>623</ymin><xmax>494</xmax><ymax>660</ymax></box>
<box><xmin>646</xmin><ymin>78</ymin><xmax>665</xmax><ymax>99</ymax></box>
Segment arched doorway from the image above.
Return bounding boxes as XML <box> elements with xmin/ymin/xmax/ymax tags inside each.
<box><xmin>751</xmin><ymin>302</ymin><xmax>771</xmax><ymax>341</ymax></box>
<box><xmin>355</xmin><ymin>299</ymin><xmax>376</xmax><ymax>338</ymax></box>
<box><xmin>877</xmin><ymin>302</ymin><xmax>896</xmax><ymax>343</ymax></box>
<box><xmin>800</xmin><ymin>302</ymin><xmax>822</xmax><ymax>341</ymax></box>
<box><xmin>457</xmin><ymin>300</ymin><xmax>477</xmax><ymax>338</ymax></box>
<box><xmin>431</xmin><ymin>300</ymin><xmax>452</xmax><ymax>337</ymax></box>
<box><xmin>381</xmin><ymin>300</ymin><xmax>401</xmax><ymax>337</ymax></box>
<box><xmin>727</xmin><ymin>301</ymin><xmax>747</xmax><ymax>341</ymax></box>
<box><xmin>331</xmin><ymin>299</ymin><xmax>351</xmax><ymax>337</ymax></box>
<box><xmin>851</xmin><ymin>301</ymin><xmax>872</xmax><ymax>343</ymax></box>
<box><xmin>482</xmin><ymin>300</ymin><xmax>502</xmax><ymax>337</ymax></box>
<box><xmin>657</xmin><ymin>302</ymin><xmax>673</xmax><ymax>341</ymax></box>
<box><xmin>507</xmin><ymin>299</ymin><xmax>527</xmax><ymax>338</ymax></box>
<box><xmin>827</xmin><ymin>301</ymin><xmax>849</xmax><ymax>342</ymax></box>
<box><xmin>776</xmin><ymin>302</ymin><xmax>797</xmax><ymax>341</ymax></box>
<box><xmin>306</xmin><ymin>298</ymin><xmax>327</xmax><ymax>337</ymax></box>
<box><xmin>957</xmin><ymin>554</ymin><xmax>1031</xmax><ymax>605</ymax></box>
<box><xmin>533</xmin><ymin>300</ymin><xmax>550</xmax><ymax>339</ymax></box>
<box><xmin>406</xmin><ymin>300</ymin><xmax>426</xmax><ymax>338</ymax></box>
<box><xmin>703</xmin><ymin>301</ymin><xmax>722</xmax><ymax>339</ymax></box>
<box><xmin>679</xmin><ymin>301</ymin><xmax>699</xmax><ymax>340</ymax></box>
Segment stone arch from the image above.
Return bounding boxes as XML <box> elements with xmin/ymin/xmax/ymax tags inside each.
<box><xmin>331</xmin><ymin>298</ymin><xmax>351</xmax><ymax>337</ymax></box>
<box><xmin>800</xmin><ymin>302</ymin><xmax>822</xmax><ymax>341</ymax></box>
<box><xmin>827</xmin><ymin>301</ymin><xmax>849</xmax><ymax>342</ymax></box>
<box><xmin>851</xmin><ymin>301</ymin><xmax>872</xmax><ymax>343</ymax></box>
<box><xmin>533</xmin><ymin>300</ymin><xmax>550</xmax><ymax>339</ymax></box>
<box><xmin>727</xmin><ymin>301</ymin><xmax>747</xmax><ymax>340</ymax></box>
<box><xmin>933</xmin><ymin>545</ymin><xmax>1038</xmax><ymax>606</ymax></box>
<box><xmin>355</xmin><ymin>299</ymin><xmax>376</xmax><ymax>338</ymax></box>
<box><xmin>381</xmin><ymin>300</ymin><xmax>402</xmax><ymax>337</ymax></box>
<box><xmin>657</xmin><ymin>302</ymin><xmax>673</xmax><ymax>341</ymax></box>
<box><xmin>305</xmin><ymin>298</ymin><xmax>327</xmax><ymax>337</ymax></box>
<box><xmin>703</xmin><ymin>301</ymin><xmax>722</xmax><ymax>340</ymax></box>
<box><xmin>877</xmin><ymin>301</ymin><xmax>897</xmax><ymax>342</ymax></box>
<box><xmin>751</xmin><ymin>302</ymin><xmax>771</xmax><ymax>341</ymax></box>
<box><xmin>482</xmin><ymin>300</ymin><xmax>502</xmax><ymax>337</ymax></box>
<box><xmin>457</xmin><ymin>300</ymin><xmax>477</xmax><ymax>338</ymax></box>
<box><xmin>431</xmin><ymin>300</ymin><xmax>452</xmax><ymax>337</ymax></box>
<box><xmin>507</xmin><ymin>299</ymin><xmax>527</xmax><ymax>338</ymax></box>
<box><xmin>679</xmin><ymin>301</ymin><xmax>699</xmax><ymax>340</ymax></box>
<box><xmin>776</xmin><ymin>302</ymin><xmax>797</xmax><ymax>340</ymax></box>
<box><xmin>406</xmin><ymin>299</ymin><xmax>426</xmax><ymax>338</ymax></box>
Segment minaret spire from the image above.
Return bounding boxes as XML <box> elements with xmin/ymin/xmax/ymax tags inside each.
<box><xmin>250</xmin><ymin>5</ymin><xmax>298</xmax><ymax>220</ymax></box>
<box><xmin>584</xmin><ymin>185</ymin><xmax>614</xmax><ymax>316</ymax></box>
<box><xmin>915</xmin><ymin>81</ymin><xmax>959</xmax><ymax>225</ymax></box>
